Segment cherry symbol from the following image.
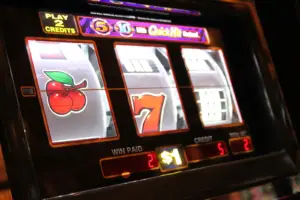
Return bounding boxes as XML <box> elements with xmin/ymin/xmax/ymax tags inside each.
<box><xmin>44</xmin><ymin>71</ymin><xmax>88</xmax><ymax>116</ymax></box>
<box><xmin>68</xmin><ymin>91</ymin><xmax>86</xmax><ymax>111</ymax></box>
<box><xmin>48</xmin><ymin>93</ymin><xmax>73</xmax><ymax>115</ymax></box>
<box><xmin>46</xmin><ymin>81</ymin><xmax>65</xmax><ymax>96</ymax></box>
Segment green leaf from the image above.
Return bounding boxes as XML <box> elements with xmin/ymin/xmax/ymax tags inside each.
<box><xmin>44</xmin><ymin>71</ymin><xmax>74</xmax><ymax>86</ymax></box>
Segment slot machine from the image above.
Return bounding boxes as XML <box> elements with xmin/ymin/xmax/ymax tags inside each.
<box><xmin>0</xmin><ymin>0</ymin><xmax>299</xmax><ymax>199</ymax></box>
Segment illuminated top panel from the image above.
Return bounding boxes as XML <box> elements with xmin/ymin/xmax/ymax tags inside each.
<box><xmin>88</xmin><ymin>0</ymin><xmax>201</xmax><ymax>16</ymax></box>
<box><xmin>78</xmin><ymin>16</ymin><xmax>209</xmax><ymax>44</ymax></box>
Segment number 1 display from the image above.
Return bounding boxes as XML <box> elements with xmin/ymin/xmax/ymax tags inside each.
<box><xmin>115</xmin><ymin>44</ymin><xmax>188</xmax><ymax>136</ymax></box>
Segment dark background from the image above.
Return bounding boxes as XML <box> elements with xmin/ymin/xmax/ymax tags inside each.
<box><xmin>255</xmin><ymin>0</ymin><xmax>300</xmax><ymax>141</ymax></box>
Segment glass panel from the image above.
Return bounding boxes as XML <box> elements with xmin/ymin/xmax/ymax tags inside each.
<box><xmin>115</xmin><ymin>44</ymin><xmax>188</xmax><ymax>135</ymax></box>
<box><xmin>182</xmin><ymin>47</ymin><xmax>243</xmax><ymax>127</ymax></box>
<box><xmin>27</xmin><ymin>39</ymin><xmax>118</xmax><ymax>146</ymax></box>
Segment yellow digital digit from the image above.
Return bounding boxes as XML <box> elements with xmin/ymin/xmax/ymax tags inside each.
<box><xmin>171</xmin><ymin>149</ymin><xmax>182</xmax><ymax>165</ymax></box>
<box><xmin>54</xmin><ymin>19</ymin><xmax>64</xmax><ymax>27</ymax></box>
<box><xmin>96</xmin><ymin>21</ymin><xmax>109</xmax><ymax>32</ymax></box>
<box><xmin>160</xmin><ymin>148</ymin><xmax>182</xmax><ymax>166</ymax></box>
<box><xmin>160</xmin><ymin>151</ymin><xmax>173</xmax><ymax>165</ymax></box>
<box><xmin>156</xmin><ymin>146</ymin><xmax>187</xmax><ymax>172</ymax></box>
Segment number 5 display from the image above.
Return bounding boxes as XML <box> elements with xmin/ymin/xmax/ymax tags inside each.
<box><xmin>115</xmin><ymin>44</ymin><xmax>188</xmax><ymax>136</ymax></box>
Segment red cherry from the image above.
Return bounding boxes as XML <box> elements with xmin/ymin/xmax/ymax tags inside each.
<box><xmin>49</xmin><ymin>93</ymin><xmax>73</xmax><ymax>115</ymax></box>
<box><xmin>68</xmin><ymin>91</ymin><xmax>86</xmax><ymax>111</ymax></box>
<box><xmin>46</xmin><ymin>81</ymin><xmax>65</xmax><ymax>96</ymax></box>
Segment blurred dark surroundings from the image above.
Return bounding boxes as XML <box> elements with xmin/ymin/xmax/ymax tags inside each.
<box><xmin>255</xmin><ymin>0</ymin><xmax>300</xmax><ymax>141</ymax></box>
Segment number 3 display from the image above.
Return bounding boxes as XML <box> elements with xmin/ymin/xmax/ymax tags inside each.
<box><xmin>115</xmin><ymin>44</ymin><xmax>188</xmax><ymax>135</ymax></box>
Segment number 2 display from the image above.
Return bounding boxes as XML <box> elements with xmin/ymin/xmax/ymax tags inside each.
<box><xmin>115</xmin><ymin>44</ymin><xmax>188</xmax><ymax>135</ymax></box>
<box><xmin>181</xmin><ymin>47</ymin><xmax>243</xmax><ymax>127</ymax></box>
<box><xmin>26</xmin><ymin>39</ymin><xmax>118</xmax><ymax>146</ymax></box>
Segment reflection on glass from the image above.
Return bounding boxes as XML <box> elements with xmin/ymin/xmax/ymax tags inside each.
<box><xmin>291</xmin><ymin>174</ymin><xmax>300</xmax><ymax>193</ymax></box>
<box><xmin>181</xmin><ymin>48</ymin><xmax>243</xmax><ymax>127</ymax></box>
<box><xmin>115</xmin><ymin>44</ymin><xmax>188</xmax><ymax>135</ymax></box>
<box><xmin>27</xmin><ymin>39</ymin><xmax>118</xmax><ymax>146</ymax></box>
<box><xmin>206</xmin><ymin>183</ymin><xmax>277</xmax><ymax>200</ymax></box>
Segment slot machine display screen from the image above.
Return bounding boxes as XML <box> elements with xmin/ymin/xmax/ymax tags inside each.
<box><xmin>26</xmin><ymin>39</ymin><xmax>118</xmax><ymax>146</ymax></box>
<box><xmin>114</xmin><ymin>44</ymin><xmax>188</xmax><ymax>136</ymax></box>
<box><xmin>181</xmin><ymin>48</ymin><xmax>243</xmax><ymax>127</ymax></box>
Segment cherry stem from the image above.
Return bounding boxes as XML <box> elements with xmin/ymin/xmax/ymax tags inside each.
<box><xmin>72</xmin><ymin>80</ymin><xmax>87</xmax><ymax>90</ymax></box>
<box><xmin>58</xmin><ymin>81</ymin><xmax>87</xmax><ymax>95</ymax></box>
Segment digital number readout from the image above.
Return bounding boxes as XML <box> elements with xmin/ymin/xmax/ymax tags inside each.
<box><xmin>156</xmin><ymin>145</ymin><xmax>188</xmax><ymax>172</ymax></box>
<box><xmin>100</xmin><ymin>152</ymin><xmax>159</xmax><ymax>178</ymax></box>
<box><xmin>229</xmin><ymin>136</ymin><xmax>254</xmax><ymax>155</ymax></box>
<box><xmin>185</xmin><ymin>141</ymin><xmax>228</xmax><ymax>163</ymax></box>
<box><xmin>39</xmin><ymin>12</ymin><xmax>78</xmax><ymax>35</ymax></box>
